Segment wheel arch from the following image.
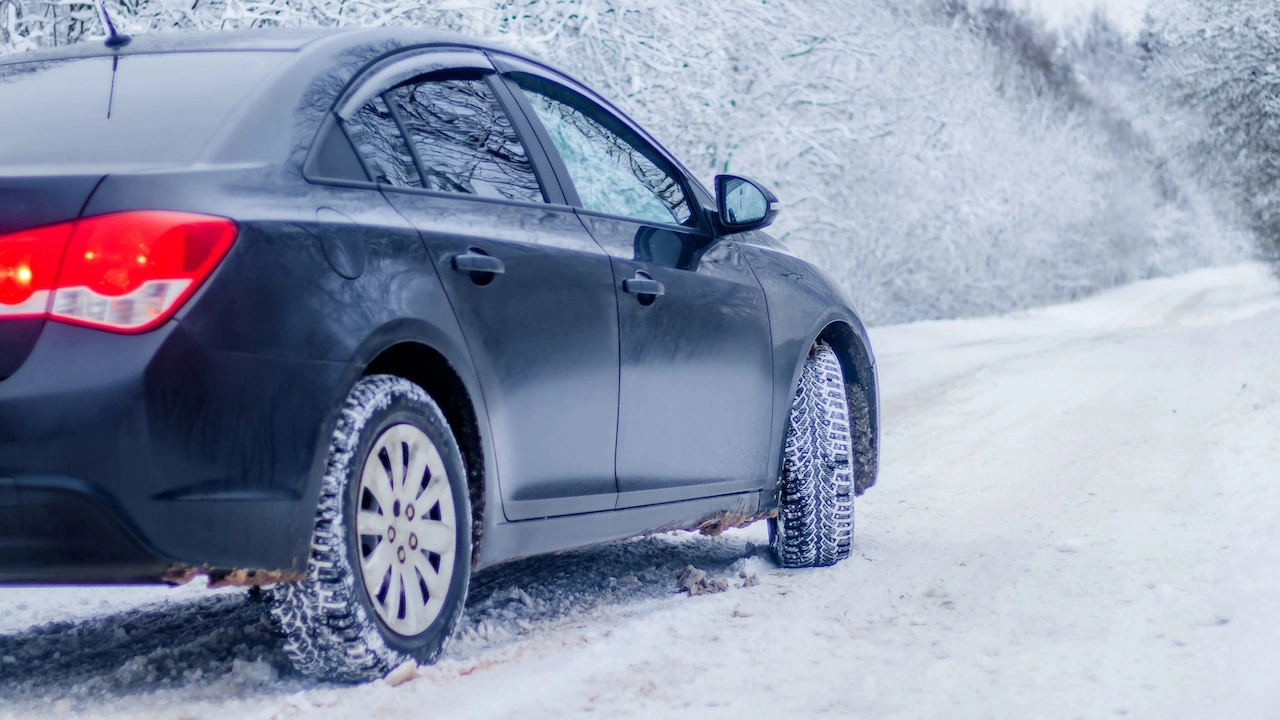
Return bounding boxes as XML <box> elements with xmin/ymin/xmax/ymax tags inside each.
<box><xmin>310</xmin><ymin>318</ymin><xmax>492</xmax><ymax>571</ymax></box>
<box><xmin>363</xmin><ymin>341</ymin><xmax>487</xmax><ymax>569</ymax></box>
<box><xmin>796</xmin><ymin>319</ymin><xmax>880</xmax><ymax>495</ymax></box>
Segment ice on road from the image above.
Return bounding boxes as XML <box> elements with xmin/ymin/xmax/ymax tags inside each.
<box><xmin>2</xmin><ymin>263</ymin><xmax>1278</xmax><ymax>719</ymax></box>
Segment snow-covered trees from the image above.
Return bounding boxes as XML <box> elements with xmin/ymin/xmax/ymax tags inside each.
<box><xmin>1143</xmin><ymin>0</ymin><xmax>1280</xmax><ymax>263</ymax></box>
<box><xmin>0</xmin><ymin>0</ymin><xmax>1248</xmax><ymax>323</ymax></box>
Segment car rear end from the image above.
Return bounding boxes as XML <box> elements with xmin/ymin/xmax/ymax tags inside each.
<box><xmin>0</xmin><ymin>43</ymin><xmax>340</xmax><ymax>583</ymax></box>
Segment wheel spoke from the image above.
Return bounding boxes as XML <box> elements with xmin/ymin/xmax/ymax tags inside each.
<box><xmin>410</xmin><ymin>517</ymin><xmax>455</xmax><ymax>554</ymax></box>
<box><xmin>401</xmin><ymin>569</ymin><xmax>424</xmax><ymax>629</ymax></box>
<box><xmin>403</xmin><ymin>437</ymin><xmax>430</xmax><ymax>502</ymax></box>
<box><xmin>416</xmin><ymin>473</ymin><xmax>449</xmax><ymax>510</ymax></box>
<box><xmin>360</xmin><ymin>459</ymin><xmax>395</xmax><ymax>514</ymax></box>
<box><xmin>361</xmin><ymin>540</ymin><xmax>394</xmax><ymax>601</ymax></box>
<box><xmin>386</xmin><ymin>429</ymin><xmax>408</xmax><ymax>493</ymax></box>
<box><xmin>423</xmin><ymin>445</ymin><xmax>447</xmax><ymax>498</ymax></box>
<box><xmin>409</xmin><ymin>547</ymin><xmax>450</xmax><ymax>603</ymax></box>
<box><xmin>356</xmin><ymin>510</ymin><xmax>387</xmax><ymax>537</ymax></box>
<box><xmin>387</xmin><ymin>564</ymin><xmax>405</xmax><ymax>620</ymax></box>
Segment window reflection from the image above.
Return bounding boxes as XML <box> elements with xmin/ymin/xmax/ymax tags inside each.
<box><xmin>519</xmin><ymin>85</ymin><xmax>692</xmax><ymax>227</ymax></box>
<box><xmin>633</xmin><ymin>227</ymin><xmax>688</xmax><ymax>268</ymax></box>
<box><xmin>388</xmin><ymin>79</ymin><xmax>545</xmax><ymax>204</ymax></box>
<box><xmin>345</xmin><ymin>95</ymin><xmax>421</xmax><ymax>188</ymax></box>
<box><xmin>723</xmin><ymin>178</ymin><xmax>768</xmax><ymax>225</ymax></box>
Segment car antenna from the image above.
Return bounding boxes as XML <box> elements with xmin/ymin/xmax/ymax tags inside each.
<box><xmin>95</xmin><ymin>0</ymin><xmax>132</xmax><ymax>49</ymax></box>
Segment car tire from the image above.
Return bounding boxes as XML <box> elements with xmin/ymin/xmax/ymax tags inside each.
<box><xmin>267</xmin><ymin>374</ymin><xmax>472</xmax><ymax>682</ymax></box>
<box><xmin>769</xmin><ymin>342</ymin><xmax>855</xmax><ymax>568</ymax></box>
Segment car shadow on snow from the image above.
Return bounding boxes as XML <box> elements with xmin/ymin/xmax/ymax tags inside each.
<box><xmin>0</xmin><ymin>530</ymin><xmax>765</xmax><ymax>710</ymax></box>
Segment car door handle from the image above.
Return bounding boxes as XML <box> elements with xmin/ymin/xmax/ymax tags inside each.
<box><xmin>623</xmin><ymin>276</ymin><xmax>665</xmax><ymax>298</ymax></box>
<box><xmin>452</xmin><ymin>251</ymin><xmax>505</xmax><ymax>276</ymax></box>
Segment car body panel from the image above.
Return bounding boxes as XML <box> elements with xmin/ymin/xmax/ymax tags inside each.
<box><xmin>489</xmin><ymin>58</ymin><xmax>776</xmax><ymax>505</ymax></box>
<box><xmin>578</xmin><ymin>215</ymin><xmax>775</xmax><ymax>507</ymax></box>
<box><xmin>382</xmin><ymin>189</ymin><xmax>623</xmax><ymax>520</ymax></box>
<box><xmin>735</xmin><ymin>235</ymin><xmax>880</xmax><ymax>494</ymax></box>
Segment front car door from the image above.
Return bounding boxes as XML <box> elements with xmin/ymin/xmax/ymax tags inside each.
<box><xmin>331</xmin><ymin>49</ymin><xmax>621</xmax><ymax>520</ymax></box>
<box><xmin>496</xmin><ymin>60</ymin><xmax>776</xmax><ymax>507</ymax></box>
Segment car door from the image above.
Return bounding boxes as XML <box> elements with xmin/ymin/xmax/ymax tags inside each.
<box><xmin>497</xmin><ymin>64</ymin><xmax>776</xmax><ymax>507</ymax></box>
<box><xmin>335</xmin><ymin>49</ymin><xmax>621</xmax><ymax>520</ymax></box>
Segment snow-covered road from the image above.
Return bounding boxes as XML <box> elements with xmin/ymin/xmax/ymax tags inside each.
<box><xmin>3</xmin><ymin>263</ymin><xmax>1279</xmax><ymax>719</ymax></box>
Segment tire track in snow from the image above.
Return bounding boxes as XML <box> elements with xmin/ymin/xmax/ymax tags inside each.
<box><xmin>0</xmin><ymin>532</ymin><xmax>761</xmax><ymax>716</ymax></box>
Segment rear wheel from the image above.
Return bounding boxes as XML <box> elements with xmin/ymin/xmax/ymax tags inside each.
<box><xmin>267</xmin><ymin>375</ymin><xmax>471</xmax><ymax>682</ymax></box>
<box><xmin>770</xmin><ymin>342</ymin><xmax>855</xmax><ymax>568</ymax></box>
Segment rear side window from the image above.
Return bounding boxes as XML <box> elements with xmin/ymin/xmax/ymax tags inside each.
<box><xmin>340</xmin><ymin>75</ymin><xmax>545</xmax><ymax>203</ymax></box>
<box><xmin>0</xmin><ymin>53</ymin><xmax>289</xmax><ymax>166</ymax></box>
<box><xmin>388</xmin><ymin>78</ymin><xmax>544</xmax><ymax>203</ymax></box>
<box><xmin>345</xmin><ymin>95</ymin><xmax>422</xmax><ymax>188</ymax></box>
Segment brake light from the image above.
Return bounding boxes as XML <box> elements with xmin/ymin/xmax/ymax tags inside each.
<box><xmin>0</xmin><ymin>211</ymin><xmax>237</xmax><ymax>332</ymax></box>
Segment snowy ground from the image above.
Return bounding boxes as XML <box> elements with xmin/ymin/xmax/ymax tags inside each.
<box><xmin>2</xmin><ymin>263</ymin><xmax>1279</xmax><ymax>719</ymax></box>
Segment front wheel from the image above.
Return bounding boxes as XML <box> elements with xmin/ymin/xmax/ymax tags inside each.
<box><xmin>267</xmin><ymin>375</ymin><xmax>472</xmax><ymax>682</ymax></box>
<box><xmin>770</xmin><ymin>342</ymin><xmax>855</xmax><ymax>568</ymax></box>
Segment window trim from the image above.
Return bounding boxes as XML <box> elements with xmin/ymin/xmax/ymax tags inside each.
<box><xmin>305</xmin><ymin>46</ymin><xmax>567</xmax><ymax>206</ymax></box>
<box><xmin>336</xmin><ymin>50</ymin><xmax>495</xmax><ymax>121</ymax></box>
<box><xmin>302</xmin><ymin>112</ymin><xmax>378</xmax><ymax>187</ymax></box>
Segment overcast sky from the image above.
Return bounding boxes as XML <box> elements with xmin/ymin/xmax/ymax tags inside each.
<box><xmin>1022</xmin><ymin>0</ymin><xmax>1149</xmax><ymax>32</ymax></box>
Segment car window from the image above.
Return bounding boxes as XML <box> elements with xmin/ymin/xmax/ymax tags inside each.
<box><xmin>344</xmin><ymin>94</ymin><xmax>422</xmax><ymax>188</ymax></box>
<box><xmin>514</xmin><ymin>79</ymin><xmax>693</xmax><ymax>226</ymax></box>
<box><xmin>387</xmin><ymin>78</ymin><xmax>545</xmax><ymax>204</ymax></box>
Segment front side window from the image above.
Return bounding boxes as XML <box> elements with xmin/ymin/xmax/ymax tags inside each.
<box><xmin>387</xmin><ymin>78</ymin><xmax>545</xmax><ymax>204</ymax></box>
<box><xmin>515</xmin><ymin>79</ymin><xmax>692</xmax><ymax>226</ymax></box>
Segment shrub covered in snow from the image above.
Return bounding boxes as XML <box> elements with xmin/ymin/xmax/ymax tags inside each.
<box><xmin>1141</xmin><ymin>0</ymin><xmax>1280</xmax><ymax>267</ymax></box>
<box><xmin>0</xmin><ymin>0</ymin><xmax>1248</xmax><ymax>324</ymax></box>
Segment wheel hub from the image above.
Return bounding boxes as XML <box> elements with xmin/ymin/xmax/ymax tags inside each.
<box><xmin>354</xmin><ymin>423</ymin><xmax>457</xmax><ymax>636</ymax></box>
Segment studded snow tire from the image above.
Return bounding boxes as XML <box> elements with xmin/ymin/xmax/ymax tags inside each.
<box><xmin>770</xmin><ymin>342</ymin><xmax>855</xmax><ymax>568</ymax></box>
<box><xmin>266</xmin><ymin>375</ymin><xmax>472</xmax><ymax>682</ymax></box>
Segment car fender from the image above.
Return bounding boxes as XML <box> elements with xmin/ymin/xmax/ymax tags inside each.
<box><xmin>736</xmin><ymin>238</ymin><xmax>880</xmax><ymax>501</ymax></box>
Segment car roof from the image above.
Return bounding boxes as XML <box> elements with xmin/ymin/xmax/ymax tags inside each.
<box><xmin>0</xmin><ymin>26</ymin><xmax>515</xmax><ymax>66</ymax></box>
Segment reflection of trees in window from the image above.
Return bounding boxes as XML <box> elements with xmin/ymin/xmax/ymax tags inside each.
<box><xmin>346</xmin><ymin>95</ymin><xmax>421</xmax><ymax>188</ymax></box>
<box><xmin>389</xmin><ymin>79</ymin><xmax>544</xmax><ymax>204</ymax></box>
<box><xmin>524</xmin><ymin>90</ymin><xmax>691</xmax><ymax>226</ymax></box>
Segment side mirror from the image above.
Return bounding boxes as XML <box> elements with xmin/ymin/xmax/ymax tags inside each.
<box><xmin>714</xmin><ymin>175</ymin><xmax>779</xmax><ymax>234</ymax></box>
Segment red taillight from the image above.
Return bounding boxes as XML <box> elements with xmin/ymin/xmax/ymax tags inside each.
<box><xmin>0</xmin><ymin>211</ymin><xmax>237</xmax><ymax>332</ymax></box>
<box><xmin>0</xmin><ymin>224</ymin><xmax>71</xmax><ymax>315</ymax></box>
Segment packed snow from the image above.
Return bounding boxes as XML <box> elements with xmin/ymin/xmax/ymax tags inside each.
<box><xmin>2</xmin><ymin>263</ymin><xmax>1278</xmax><ymax>719</ymax></box>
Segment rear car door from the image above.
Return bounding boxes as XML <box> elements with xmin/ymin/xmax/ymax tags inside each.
<box><xmin>498</xmin><ymin>64</ymin><xmax>776</xmax><ymax>507</ymax></box>
<box><xmin>334</xmin><ymin>50</ymin><xmax>621</xmax><ymax>520</ymax></box>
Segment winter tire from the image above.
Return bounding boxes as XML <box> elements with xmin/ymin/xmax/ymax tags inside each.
<box><xmin>267</xmin><ymin>375</ymin><xmax>472</xmax><ymax>682</ymax></box>
<box><xmin>770</xmin><ymin>342</ymin><xmax>855</xmax><ymax>568</ymax></box>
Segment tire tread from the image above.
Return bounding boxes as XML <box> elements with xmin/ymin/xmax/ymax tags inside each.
<box><xmin>771</xmin><ymin>343</ymin><xmax>856</xmax><ymax>568</ymax></box>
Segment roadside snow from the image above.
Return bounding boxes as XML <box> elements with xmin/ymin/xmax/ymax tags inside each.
<box><xmin>2</xmin><ymin>263</ymin><xmax>1278</xmax><ymax>719</ymax></box>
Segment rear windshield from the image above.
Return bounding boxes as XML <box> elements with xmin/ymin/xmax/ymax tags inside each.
<box><xmin>0</xmin><ymin>52</ymin><xmax>289</xmax><ymax>166</ymax></box>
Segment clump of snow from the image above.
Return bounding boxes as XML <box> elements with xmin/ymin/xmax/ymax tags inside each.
<box><xmin>228</xmin><ymin>658</ymin><xmax>278</xmax><ymax>688</ymax></box>
<box><xmin>382</xmin><ymin>660</ymin><xmax>418</xmax><ymax>687</ymax></box>
<box><xmin>675</xmin><ymin>566</ymin><xmax>729</xmax><ymax>596</ymax></box>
